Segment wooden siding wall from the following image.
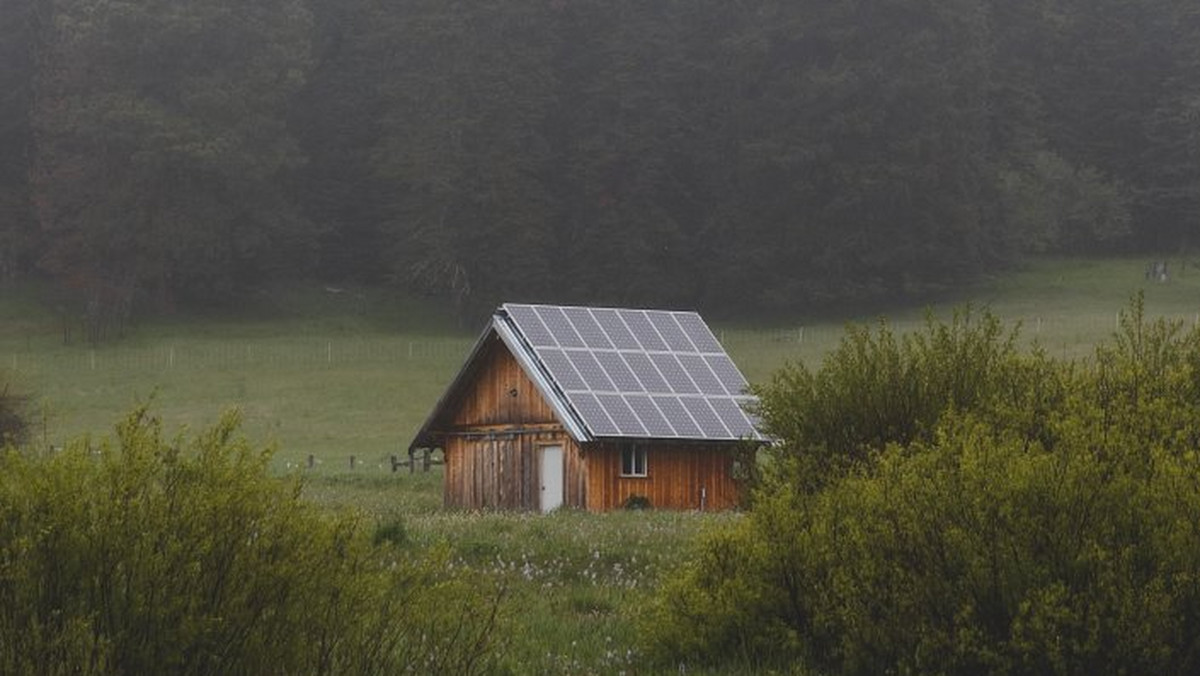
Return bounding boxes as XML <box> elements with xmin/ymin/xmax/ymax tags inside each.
<box><xmin>585</xmin><ymin>443</ymin><xmax>740</xmax><ymax>511</ymax></box>
<box><xmin>433</xmin><ymin>335</ymin><xmax>741</xmax><ymax>512</ymax></box>
<box><xmin>441</xmin><ymin>339</ymin><xmax>586</xmax><ymax>510</ymax></box>
<box><xmin>444</xmin><ymin>337</ymin><xmax>558</xmax><ymax>427</ymax></box>
<box><xmin>443</xmin><ymin>432</ymin><xmax>587</xmax><ymax>510</ymax></box>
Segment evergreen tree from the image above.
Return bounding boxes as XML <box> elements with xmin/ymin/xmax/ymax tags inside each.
<box><xmin>0</xmin><ymin>0</ymin><xmax>40</xmax><ymax>280</ymax></box>
<box><xmin>371</xmin><ymin>0</ymin><xmax>559</xmax><ymax>316</ymax></box>
<box><xmin>291</xmin><ymin>0</ymin><xmax>391</xmax><ymax>283</ymax></box>
<box><xmin>30</xmin><ymin>0</ymin><xmax>315</xmax><ymax>320</ymax></box>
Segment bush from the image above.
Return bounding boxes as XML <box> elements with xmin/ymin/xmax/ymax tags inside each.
<box><xmin>750</xmin><ymin>306</ymin><xmax>1062</xmax><ymax>494</ymax></box>
<box><xmin>645</xmin><ymin>298</ymin><xmax>1200</xmax><ymax>674</ymax></box>
<box><xmin>0</xmin><ymin>407</ymin><xmax>507</xmax><ymax>675</ymax></box>
<box><xmin>622</xmin><ymin>495</ymin><xmax>651</xmax><ymax>510</ymax></box>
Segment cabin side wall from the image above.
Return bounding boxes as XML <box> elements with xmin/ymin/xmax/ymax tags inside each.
<box><xmin>584</xmin><ymin>442</ymin><xmax>740</xmax><ymax>511</ymax></box>
<box><xmin>443</xmin><ymin>432</ymin><xmax>587</xmax><ymax>510</ymax></box>
<box><xmin>440</xmin><ymin>338</ymin><xmax>587</xmax><ymax>510</ymax></box>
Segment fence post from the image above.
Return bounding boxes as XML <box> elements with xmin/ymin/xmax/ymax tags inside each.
<box><xmin>307</xmin><ymin>454</ymin><xmax>314</xmax><ymax>469</ymax></box>
<box><xmin>350</xmin><ymin>455</ymin><xmax>356</xmax><ymax>470</ymax></box>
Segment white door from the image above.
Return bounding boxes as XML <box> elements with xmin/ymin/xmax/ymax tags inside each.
<box><xmin>540</xmin><ymin>445</ymin><xmax>564</xmax><ymax>513</ymax></box>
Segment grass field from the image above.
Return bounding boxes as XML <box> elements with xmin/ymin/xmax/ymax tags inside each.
<box><xmin>4</xmin><ymin>256</ymin><xmax>1200</xmax><ymax>672</ymax></box>
<box><xmin>5</xmin><ymin>256</ymin><xmax>1198</xmax><ymax>469</ymax></box>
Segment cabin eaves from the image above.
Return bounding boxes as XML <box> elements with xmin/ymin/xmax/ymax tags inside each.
<box><xmin>409</xmin><ymin>303</ymin><xmax>762</xmax><ymax>452</ymax></box>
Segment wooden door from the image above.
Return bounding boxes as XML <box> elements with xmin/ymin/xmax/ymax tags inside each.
<box><xmin>540</xmin><ymin>444</ymin><xmax>564</xmax><ymax>512</ymax></box>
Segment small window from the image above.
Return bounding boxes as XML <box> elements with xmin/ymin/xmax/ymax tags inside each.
<box><xmin>621</xmin><ymin>444</ymin><xmax>647</xmax><ymax>477</ymax></box>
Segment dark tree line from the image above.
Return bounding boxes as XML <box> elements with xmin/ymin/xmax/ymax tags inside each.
<box><xmin>0</xmin><ymin>0</ymin><xmax>1197</xmax><ymax>321</ymax></box>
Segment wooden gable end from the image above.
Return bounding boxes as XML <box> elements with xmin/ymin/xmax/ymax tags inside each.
<box><xmin>438</xmin><ymin>335</ymin><xmax>585</xmax><ymax>511</ymax></box>
<box><xmin>443</xmin><ymin>335</ymin><xmax>559</xmax><ymax>431</ymax></box>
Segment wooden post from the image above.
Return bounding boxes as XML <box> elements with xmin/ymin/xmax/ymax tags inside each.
<box><xmin>307</xmin><ymin>454</ymin><xmax>314</xmax><ymax>469</ymax></box>
<box><xmin>409</xmin><ymin>448</ymin><xmax>415</xmax><ymax>474</ymax></box>
<box><xmin>350</xmin><ymin>455</ymin><xmax>356</xmax><ymax>470</ymax></box>
<box><xmin>422</xmin><ymin>448</ymin><xmax>431</xmax><ymax>472</ymax></box>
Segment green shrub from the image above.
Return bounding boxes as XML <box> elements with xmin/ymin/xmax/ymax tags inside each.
<box><xmin>646</xmin><ymin>298</ymin><xmax>1200</xmax><ymax>674</ymax></box>
<box><xmin>0</xmin><ymin>407</ymin><xmax>506</xmax><ymax>675</ymax></box>
<box><xmin>622</xmin><ymin>495</ymin><xmax>651</xmax><ymax>510</ymax></box>
<box><xmin>751</xmin><ymin>306</ymin><xmax>1062</xmax><ymax>494</ymax></box>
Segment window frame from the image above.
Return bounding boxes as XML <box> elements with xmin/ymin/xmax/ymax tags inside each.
<box><xmin>620</xmin><ymin>444</ymin><xmax>648</xmax><ymax>478</ymax></box>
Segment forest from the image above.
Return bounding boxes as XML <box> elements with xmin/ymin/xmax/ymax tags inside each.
<box><xmin>1</xmin><ymin>0</ymin><xmax>1197</xmax><ymax>324</ymax></box>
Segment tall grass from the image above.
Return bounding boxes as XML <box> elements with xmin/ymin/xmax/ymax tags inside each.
<box><xmin>6</xmin><ymin>257</ymin><xmax>1200</xmax><ymax>673</ymax></box>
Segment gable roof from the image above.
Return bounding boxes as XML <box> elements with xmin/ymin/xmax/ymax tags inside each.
<box><xmin>410</xmin><ymin>303</ymin><xmax>763</xmax><ymax>450</ymax></box>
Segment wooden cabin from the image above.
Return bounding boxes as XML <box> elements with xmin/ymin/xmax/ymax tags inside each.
<box><xmin>409</xmin><ymin>303</ymin><xmax>764</xmax><ymax>512</ymax></box>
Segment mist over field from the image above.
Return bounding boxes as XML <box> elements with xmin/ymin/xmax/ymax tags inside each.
<box><xmin>4</xmin><ymin>1</ymin><xmax>1200</xmax><ymax>674</ymax></box>
<box><xmin>2</xmin><ymin>0</ymin><xmax>1198</xmax><ymax>324</ymax></box>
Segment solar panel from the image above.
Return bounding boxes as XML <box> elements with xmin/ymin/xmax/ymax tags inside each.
<box><xmin>535</xmin><ymin>348</ymin><xmax>588</xmax><ymax>391</ymax></box>
<box><xmin>591</xmin><ymin>308</ymin><xmax>641</xmax><ymax>349</ymax></box>
<box><xmin>704</xmin><ymin>354</ymin><xmax>749</xmax><ymax>395</ymax></box>
<box><xmin>646</xmin><ymin>311</ymin><xmax>696</xmax><ymax>352</ymax></box>
<box><xmin>618</xmin><ymin>310</ymin><xmax>668</xmax><ymax>351</ymax></box>
<box><xmin>649</xmin><ymin>353</ymin><xmax>700</xmax><ymax>394</ymax></box>
<box><xmin>565</xmin><ymin>350</ymin><xmax>616</xmax><ymax>391</ymax></box>
<box><xmin>651</xmin><ymin>396</ymin><xmax>703</xmax><ymax>437</ymax></box>
<box><xmin>534</xmin><ymin>306</ymin><xmax>586</xmax><ymax>348</ymax></box>
<box><xmin>621</xmin><ymin>352</ymin><xmax>672</xmax><ymax>394</ymax></box>
<box><xmin>562</xmin><ymin>307</ymin><xmax>614</xmax><ymax>350</ymax></box>
<box><xmin>500</xmin><ymin>303</ymin><xmax>762</xmax><ymax>441</ymax></box>
<box><xmin>677</xmin><ymin>354</ymin><xmax>726</xmax><ymax>395</ymax></box>
<box><xmin>680</xmin><ymin>397</ymin><xmax>730</xmax><ymax>437</ymax></box>
<box><xmin>596</xmin><ymin>393</ymin><xmax>648</xmax><ymax>437</ymax></box>
<box><xmin>674</xmin><ymin>313</ymin><xmax>724</xmax><ymax>353</ymax></box>
<box><xmin>624</xmin><ymin>394</ymin><xmax>676</xmax><ymax>437</ymax></box>
<box><xmin>594</xmin><ymin>351</ymin><xmax>643</xmax><ymax>392</ymax></box>
<box><xmin>708</xmin><ymin>397</ymin><xmax>757</xmax><ymax>438</ymax></box>
<box><xmin>507</xmin><ymin>304</ymin><xmax>558</xmax><ymax>347</ymax></box>
<box><xmin>569</xmin><ymin>393</ymin><xmax>620</xmax><ymax>436</ymax></box>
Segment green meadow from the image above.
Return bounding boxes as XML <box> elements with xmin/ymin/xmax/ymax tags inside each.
<box><xmin>6</xmin><ymin>256</ymin><xmax>1199</xmax><ymax>468</ymax></box>
<box><xmin>3</xmin><ymin>255</ymin><xmax>1200</xmax><ymax>672</ymax></box>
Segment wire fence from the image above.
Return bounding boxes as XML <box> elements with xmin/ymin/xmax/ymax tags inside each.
<box><xmin>7</xmin><ymin>311</ymin><xmax>1200</xmax><ymax>375</ymax></box>
<box><xmin>4</xmin><ymin>338</ymin><xmax>478</xmax><ymax>374</ymax></box>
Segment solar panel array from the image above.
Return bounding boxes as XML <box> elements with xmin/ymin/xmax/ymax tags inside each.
<box><xmin>502</xmin><ymin>303</ymin><xmax>761</xmax><ymax>441</ymax></box>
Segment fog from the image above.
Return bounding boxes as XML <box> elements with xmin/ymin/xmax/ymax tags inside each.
<box><xmin>1</xmin><ymin>0</ymin><xmax>1193</xmax><ymax>321</ymax></box>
